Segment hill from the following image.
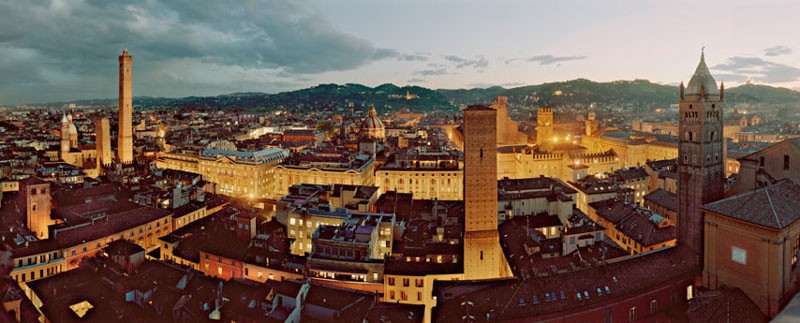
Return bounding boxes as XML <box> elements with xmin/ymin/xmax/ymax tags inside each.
<box><xmin>42</xmin><ymin>80</ymin><xmax>800</xmax><ymax>113</ymax></box>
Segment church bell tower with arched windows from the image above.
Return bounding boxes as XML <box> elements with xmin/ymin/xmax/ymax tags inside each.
<box><xmin>678</xmin><ymin>49</ymin><xmax>725</xmax><ymax>263</ymax></box>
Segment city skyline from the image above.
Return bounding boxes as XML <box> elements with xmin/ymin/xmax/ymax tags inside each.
<box><xmin>1</xmin><ymin>0</ymin><xmax>800</xmax><ymax>105</ymax></box>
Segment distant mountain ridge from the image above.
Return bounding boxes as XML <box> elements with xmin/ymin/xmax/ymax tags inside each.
<box><xmin>40</xmin><ymin>80</ymin><xmax>800</xmax><ymax>113</ymax></box>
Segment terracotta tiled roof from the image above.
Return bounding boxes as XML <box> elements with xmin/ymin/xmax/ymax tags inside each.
<box><xmin>703</xmin><ymin>180</ymin><xmax>800</xmax><ymax>230</ymax></box>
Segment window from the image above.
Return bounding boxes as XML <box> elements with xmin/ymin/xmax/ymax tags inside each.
<box><xmin>401</xmin><ymin>291</ymin><xmax>408</xmax><ymax>301</ymax></box>
<box><xmin>245</xmin><ymin>268</ymin><xmax>249</xmax><ymax>276</ymax></box>
<box><xmin>418</xmin><ymin>292</ymin><xmax>422</xmax><ymax>301</ymax></box>
<box><xmin>403</xmin><ymin>278</ymin><xmax>410</xmax><ymax>287</ymax></box>
<box><xmin>416</xmin><ymin>279</ymin><xmax>424</xmax><ymax>287</ymax></box>
<box><xmin>760</xmin><ymin>156</ymin><xmax>765</xmax><ymax>167</ymax></box>
<box><xmin>390</xmin><ymin>291</ymin><xmax>395</xmax><ymax>300</ymax></box>
<box><xmin>686</xmin><ymin>285</ymin><xmax>694</xmax><ymax>301</ymax></box>
<box><xmin>629</xmin><ymin>307</ymin><xmax>637</xmax><ymax>322</ymax></box>
<box><xmin>388</xmin><ymin>277</ymin><xmax>395</xmax><ymax>286</ymax></box>
<box><xmin>217</xmin><ymin>267</ymin><xmax>223</xmax><ymax>276</ymax></box>
<box><xmin>650</xmin><ymin>300</ymin><xmax>658</xmax><ymax>313</ymax></box>
<box><xmin>785</xmin><ymin>155</ymin><xmax>790</xmax><ymax>170</ymax></box>
<box><xmin>731</xmin><ymin>245</ymin><xmax>747</xmax><ymax>265</ymax></box>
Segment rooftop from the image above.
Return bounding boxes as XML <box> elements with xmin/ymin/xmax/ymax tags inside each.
<box><xmin>703</xmin><ymin>179</ymin><xmax>800</xmax><ymax>230</ymax></box>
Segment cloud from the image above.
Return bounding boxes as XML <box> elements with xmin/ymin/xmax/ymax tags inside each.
<box><xmin>413</xmin><ymin>68</ymin><xmax>448</xmax><ymax>76</ymax></box>
<box><xmin>371</xmin><ymin>49</ymin><xmax>429</xmax><ymax>61</ymax></box>
<box><xmin>0</xmin><ymin>0</ymin><xmax>389</xmax><ymax>104</ymax></box>
<box><xmin>713</xmin><ymin>57</ymin><xmax>800</xmax><ymax>83</ymax></box>
<box><xmin>467</xmin><ymin>82</ymin><xmax>525</xmax><ymax>88</ymax></box>
<box><xmin>505</xmin><ymin>54</ymin><xmax>587</xmax><ymax>65</ymax></box>
<box><xmin>764</xmin><ymin>46</ymin><xmax>792</xmax><ymax>57</ymax></box>
<box><xmin>444</xmin><ymin>55</ymin><xmax>489</xmax><ymax>69</ymax></box>
<box><xmin>407</xmin><ymin>78</ymin><xmax>427</xmax><ymax>84</ymax></box>
<box><xmin>713</xmin><ymin>73</ymin><xmax>750</xmax><ymax>83</ymax></box>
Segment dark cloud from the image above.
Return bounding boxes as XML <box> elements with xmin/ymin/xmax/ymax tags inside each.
<box><xmin>713</xmin><ymin>57</ymin><xmax>800</xmax><ymax>83</ymax></box>
<box><xmin>370</xmin><ymin>49</ymin><xmax>428</xmax><ymax>62</ymax></box>
<box><xmin>0</xmin><ymin>0</ymin><xmax>390</xmax><ymax>104</ymax></box>
<box><xmin>444</xmin><ymin>55</ymin><xmax>488</xmax><ymax>69</ymax></box>
<box><xmin>407</xmin><ymin>78</ymin><xmax>427</xmax><ymax>84</ymax></box>
<box><xmin>764</xmin><ymin>46</ymin><xmax>792</xmax><ymax>57</ymax></box>
<box><xmin>505</xmin><ymin>54</ymin><xmax>587</xmax><ymax>65</ymax></box>
<box><xmin>413</xmin><ymin>68</ymin><xmax>448</xmax><ymax>76</ymax></box>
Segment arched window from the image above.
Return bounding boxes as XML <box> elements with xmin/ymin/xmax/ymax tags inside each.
<box><xmin>688</xmin><ymin>132</ymin><xmax>693</xmax><ymax>142</ymax></box>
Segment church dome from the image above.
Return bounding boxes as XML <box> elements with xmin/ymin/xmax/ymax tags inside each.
<box><xmin>359</xmin><ymin>105</ymin><xmax>385</xmax><ymax>140</ymax></box>
<box><xmin>686</xmin><ymin>50</ymin><xmax>718</xmax><ymax>95</ymax></box>
<box><xmin>67</xmin><ymin>114</ymin><xmax>78</xmax><ymax>134</ymax></box>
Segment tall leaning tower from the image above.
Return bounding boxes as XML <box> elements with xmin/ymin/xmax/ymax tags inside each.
<box><xmin>463</xmin><ymin>105</ymin><xmax>511</xmax><ymax>280</ymax></box>
<box><xmin>677</xmin><ymin>50</ymin><xmax>725</xmax><ymax>264</ymax></box>
<box><xmin>118</xmin><ymin>49</ymin><xmax>133</xmax><ymax>164</ymax></box>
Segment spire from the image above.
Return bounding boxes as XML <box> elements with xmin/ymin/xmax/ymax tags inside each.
<box><xmin>61</xmin><ymin>113</ymin><xmax>67</xmax><ymax>123</ymax></box>
<box><xmin>686</xmin><ymin>48</ymin><xmax>718</xmax><ymax>96</ymax></box>
<box><xmin>701</xmin><ymin>45</ymin><xmax>705</xmax><ymax>64</ymax></box>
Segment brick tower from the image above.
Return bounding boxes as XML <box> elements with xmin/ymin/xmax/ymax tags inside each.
<box><xmin>677</xmin><ymin>50</ymin><xmax>725</xmax><ymax>263</ymax></box>
<box><xmin>118</xmin><ymin>49</ymin><xmax>133</xmax><ymax>164</ymax></box>
<box><xmin>536</xmin><ymin>107</ymin><xmax>554</xmax><ymax>151</ymax></box>
<box><xmin>463</xmin><ymin>105</ymin><xmax>511</xmax><ymax>280</ymax></box>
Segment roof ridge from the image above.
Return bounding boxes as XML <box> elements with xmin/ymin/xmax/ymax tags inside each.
<box><xmin>765</xmin><ymin>185</ymin><xmax>782</xmax><ymax>228</ymax></box>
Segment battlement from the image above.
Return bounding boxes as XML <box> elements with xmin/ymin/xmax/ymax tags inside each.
<box><xmin>569</xmin><ymin>149</ymin><xmax>618</xmax><ymax>164</ymax></box>
<box><xmin>528</xmin><ymin>152</ymin><xmax>564</xmax><ymax>160</ymax></box>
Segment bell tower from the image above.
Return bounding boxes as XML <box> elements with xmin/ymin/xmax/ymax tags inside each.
<box><xmin>678</xmin><ymin>49</ymin><xmax>725</xmax><ymax>263</ymax></box>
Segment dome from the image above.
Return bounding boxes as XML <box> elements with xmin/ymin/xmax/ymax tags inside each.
<box><xmin>686</xmin><ymin>50</ymin><xmax>718</xmax><ymax>95</ymax></box>
<box><xmin>359</xmin><ymin>105</ymin><xmax>385</xmax><ymax>140</ymax></box>
<box><xmin>68</xmin><ymin>123</ymin><xmax>78</xmax><ymax>134</ymax></box>
<box><xmin>361</xmin><ymin>106</ymin><xmax>385</xmax><ymax>129</ymax></box>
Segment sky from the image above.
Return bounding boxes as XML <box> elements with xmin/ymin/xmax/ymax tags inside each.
<box><xmin>1</xmin><ymin>0</ymin><xmax>799</xmax><ymax>105</ymax></box>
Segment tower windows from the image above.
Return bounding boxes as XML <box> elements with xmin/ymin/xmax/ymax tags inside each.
<box><xmin>689</xmin><ymin>104</ymin><xmax>693</xmax><ymax>109</ymax></box>
<box><xmin>785</xmin><ymin>155</ymin><xmax>790</xmax><ymax>170</ymax></box>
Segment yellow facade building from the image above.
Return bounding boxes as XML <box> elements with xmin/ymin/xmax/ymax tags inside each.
<box><xmin>273</xmin><ymin>151</ymin><xmax>375</xmax><ymax>197</ymax></box>
<box><xmin>156</xmin><ymin>147</ymin><xmax>289</xmax><ymax>198</ymax></box>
